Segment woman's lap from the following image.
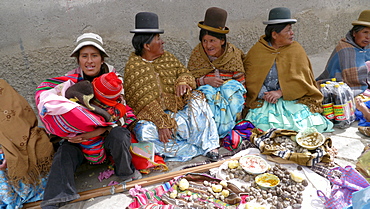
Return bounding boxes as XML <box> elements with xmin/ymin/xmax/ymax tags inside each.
<box><xmin>197</xmin><ymin>80</ymin><xmax>246</xmax><ymax>137</ymax></box>
<box><xmin>133</xmin><ymin>95</ymin><xmax>219</xmax><ymax>162</ymax></box>
<box><xmin>246</xmin><ymin>99</ymin><xmax>334</xmax><ymax>133</ymax></box>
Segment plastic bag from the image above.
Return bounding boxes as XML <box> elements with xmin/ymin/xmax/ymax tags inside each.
<box><xmin>317</xmin><ymin>166</ymin><xmax>370</xmax><ymax>209</ymax></box>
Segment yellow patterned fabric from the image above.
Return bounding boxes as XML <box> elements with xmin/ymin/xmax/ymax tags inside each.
<box><xmin>244</xmin><ymin>35</ymin><xmax>323</xmax><ymax>113</ymax></box>
<box><xmin>188</xmin><ymin>42</ymin><xmax>246</xmax><ymax>79</ymax></box>
<box><xmin>124</xmin><ymin>51</ymin><xmax>196</xmax><ymax>129</ymax></box>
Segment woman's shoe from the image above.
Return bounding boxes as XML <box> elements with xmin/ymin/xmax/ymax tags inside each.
<box><xmin>120</xmin><ymin>170</ymin><xmax>142</xmax><ymax>182</ymax></box>
<box><xmin>206</xmin><ymin>150</ymin><xmax>219</xmax><ymax>162</ymax></box>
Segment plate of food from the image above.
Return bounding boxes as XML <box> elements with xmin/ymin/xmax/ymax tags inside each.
<box><xmin>239</xmin><ymin>155</ymin><xmax>269</xmax><ymax>175</ymax></box>
<box><xmin>255</xmin><ymin>173</ymin><xmax>280</xmax><ymax>190</ymax></box>
<box><xmin>296</xmin><ymin>128</ymin><xmax>325</xmax><ymax>150</ymax></box>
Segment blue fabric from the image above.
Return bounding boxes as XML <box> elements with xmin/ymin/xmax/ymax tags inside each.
<box><xmin>133</xmin><ymin>92</ymin><xmax>220</xmax><ymax>162</ymax></box>
<box><xmin>355</xmin><ymin>100</ymin><xmax>370</xmax><ymax>126</ymax></box>
<box><xmin>0</xmin><ymin>164</ymin><xmax>47</xmax><ymax>209</ymax></box>
<box><xmin>245</xmin><ymin>98</ymin><xmax>334</xmax><ymax>133</ymax></box>
<box><xmin>347</xmin><ymin>186</ymin><xmax>370</xmax><ymax>209</ymax></box>
<box><xmin>197</xmin><ymin>79</ymin><xmax>246</xmax><ymax>138</ymax></box>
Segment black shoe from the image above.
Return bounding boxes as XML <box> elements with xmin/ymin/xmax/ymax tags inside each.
<box><xmin>206</xmin><ymin>151</ymin><xmax>219</xmax><ymax>162</ymax></box>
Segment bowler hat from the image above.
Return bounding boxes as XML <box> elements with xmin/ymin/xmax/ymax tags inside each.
<box><xmin>130</xmin><ymin>12</ymin><xmax>164</xmax><ymax>34</ymax></box>
<box><xmin>263</xmin><ymin>7</ymin><xmax>297</xmax><ymax>25</ymax></box>
<box><xmin>198</xmin><ymin>7</ymin><xmax>229</xmax><ymax>34</ymax></box>
<box><xmin>70</xmin><ymin>33</ymin><xmax>109</xmax><ymax>57</ymax></box>
<box><xmin>352</xmin><ymin>10</ymin><xmax>370</xmax><ymax>28</ymax></box>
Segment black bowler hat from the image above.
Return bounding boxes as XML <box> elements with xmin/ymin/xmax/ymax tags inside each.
<box><xmin>263</xmin><ymin>7</ymin><xmax>297</xmax><ymax>25</ymax></box>
<box><xmin>130</xmin><ymin>12</ymin><xmax>164</xmax><ymax>34</ymax></box>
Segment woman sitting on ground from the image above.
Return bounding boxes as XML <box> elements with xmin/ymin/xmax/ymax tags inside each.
<box><xmin>124</xmin><ymin>12</ymin><xmax>220</xmax><ymax>162</ymax></box>
<box><xmin>187</xmin><ymin>7</ymin><xmax>246</xmax><ymax>138</ymax></box>
<box><xmin>244</xmin><ymin>7</ymin><xmax>334</xmax><ymax>133</ymax></box>
<box><xmin>316</xmin><ymin>10</ymin><xmax>370</xmax><ymax>96</ymax></box>
<box><xmin>35</xmin><ymin>33</ymin><xmax>140</xmax><ymax>208</ymax></box>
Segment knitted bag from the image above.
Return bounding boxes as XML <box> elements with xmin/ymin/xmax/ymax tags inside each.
<box><xmin>317</xmin><ymin>166</ymin><xmax>370</xmax><ymax>209</ymax></box>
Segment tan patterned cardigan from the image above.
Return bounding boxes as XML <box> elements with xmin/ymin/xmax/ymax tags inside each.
<box><xmin>124</xmin><ymin>51</ymin><xmax>196</xmax><ymax>129</ymax></box>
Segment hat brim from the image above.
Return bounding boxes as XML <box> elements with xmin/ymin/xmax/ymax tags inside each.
<box><xmin>263</xmin><ymin>19</ymin><xmax>297</xmax><ymax>25</ymax></box>
<box><xmin>130</xmin><ymin>29</ymin><xmax>164</xmax><ymax>34</ymax></box>
<box><xmin>352</xmin><ymin>20</ymin><xmax>370</xmax><ymax>28</ymax></box>
<box><xmin>198</xmin><ymin>22</ymin><xmax>229</xmax><ymax>34</ymax></box>
<box><xmin>70</xmin><ymin>41</ymin><xmax>109</xmax><ymax>57</ymax></box>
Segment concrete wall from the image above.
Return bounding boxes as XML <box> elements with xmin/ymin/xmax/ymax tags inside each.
<box><xmin>0</xmin><ymin>0</ymin><xmax>368</xmax><ymax>110</ymax></box>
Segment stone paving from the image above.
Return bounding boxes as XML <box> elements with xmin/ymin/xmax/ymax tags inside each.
<box><xmin>324</xmin><ymin>121</ymin><xmax>368</xmax><ymax>168</ymax></box>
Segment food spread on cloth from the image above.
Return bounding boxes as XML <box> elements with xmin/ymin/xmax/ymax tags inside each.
<box><xmin>160</xmin><ymin>149</ymin><xmax>329</xmax><ymax>208</ymax></box>
<box><xmin>161</xmin><ymin>173</ymin><xmax>243</xmax><ymax>208</ymax></box>
<box><xmin>211</xmin><ymin>151</ymin><xmax>330</xmax><ymax>209</ymax></box>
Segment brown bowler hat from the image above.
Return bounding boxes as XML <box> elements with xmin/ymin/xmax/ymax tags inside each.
<box><xmin>352</xmin><ymin>10</ymin><xmax>370</xmax><ymax>28</ymax></box>
<box><xmin>198</xmin><ymin>7</ymin><xmax>229</xmax><ymax>34</ymax></box>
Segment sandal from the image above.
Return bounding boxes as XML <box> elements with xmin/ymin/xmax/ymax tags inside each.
<box><xmin>206</xmin><ymin>150</ymin><xmax>219</xmax><ymax>162</ymax></box>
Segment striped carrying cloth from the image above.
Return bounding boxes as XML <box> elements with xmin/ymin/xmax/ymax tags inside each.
<box><xmin>35</xmin><ymin>73</ymin><xmax>115</xmax><ymax>164</ymax></box>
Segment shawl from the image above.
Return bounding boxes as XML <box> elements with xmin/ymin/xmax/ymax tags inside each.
<box><xmin>188</xmin><ymin>42</ymin><xmax>245</xmax><ymax>79</ymax></box>
<box><xmin>35</xmin><ymin>65</ymin><xmax>119</xmax><ymax>164</ymax></box>
<box><xmin>244</xmin><ymin>35</ymin><xmax>323</xmax><ymax>113</ymax></box>
<box><xmin>316</xmin><ymin>31</ymin><xmax>370</xmax><ymax>93</ymax></box>
<box><xmin>124</xmin><ymin>51</ymin><xmax>196</xmax><ymax>129</ymax></box>
<box><xmin>0</xmin><ymin>79</ymin><xmax>54</xmax><ymax>186</ymax></box>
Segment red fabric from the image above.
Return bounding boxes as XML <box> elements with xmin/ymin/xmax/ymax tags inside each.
<box><xmin>130</xmin><ymin>134</ymin><xmax>167</xmax><ymax>174</ymax></box>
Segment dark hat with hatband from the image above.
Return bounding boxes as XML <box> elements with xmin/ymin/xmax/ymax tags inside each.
<box><xmin>263</xmin><ymin>7</ymin><xmax>297</xmax><ymax>25</ymax></box>
<box><xmin>352</xmin><ymin>10</ymin><xmax>370</xmax><ymax>28</ymax></box>
<box><xmin>130</xmin><ymin>12</ymin><xmax>164</xmax><ymax>34</ymax></box>
<box><xmin>198</xmin><ymin>7</ymin><xmax>229</xmax><ymax>34</ymax></box>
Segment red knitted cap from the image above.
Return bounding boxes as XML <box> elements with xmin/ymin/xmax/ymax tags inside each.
<box><xmin>92</xmin><ymin>72</ymin><xmax>122</xmax><ymax>106</ymax></box>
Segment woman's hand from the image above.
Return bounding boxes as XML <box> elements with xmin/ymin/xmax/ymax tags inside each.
<box><xmin>263</xmin><ymin>90</ymin><xmax>282</xmax><ymax>104</ymax></box>
<box><xmin>67</xmin><ymin>127</ymin><xmax>109</xmax><ymax>143</ymax></box>
<box><xmin>158</xmin><ymin>128</ymin><xmax>172</xmax><ymax>143</ymax></box>
<box><xmin>176</xmin><ymin>84</ymin><xmax>192</xmax><ymax>96</ymax></box>
<box><xmin>204</xmin><ymin>77</ymin><xmax>224</xmax><ymax>88</ymax></box>
<box><xmin>356</xmin><ymin>97</ymin><xmax>370</xmax><ymax>122</ymax></box>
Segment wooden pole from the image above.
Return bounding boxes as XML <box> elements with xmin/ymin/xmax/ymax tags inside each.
<box><xmin>23</xmin><ymin>157</ymin><xmax>240</xmax><ymax>209</ymax></box>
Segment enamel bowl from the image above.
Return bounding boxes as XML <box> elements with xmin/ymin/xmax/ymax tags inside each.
<box><xmin>239</xmin><ymin>155</ymin><xmax>269</xmax><ymax>175</ymax></box>
<box><xmin>296</xmin><ymin>130</ymin><xmax>325</xmax><ymax>150</ymax></box>
<box><xmin>255</xmin><ymin>173</ymin><xmax>280</xmax><ymax>190</ymax></box>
